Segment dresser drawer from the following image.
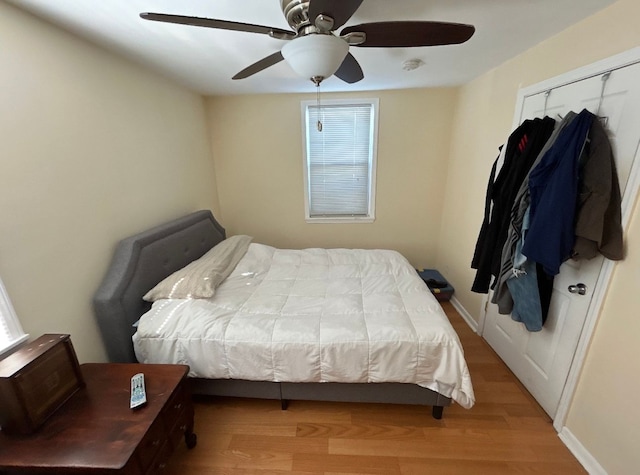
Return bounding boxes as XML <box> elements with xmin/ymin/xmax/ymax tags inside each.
<box><xmin>146</xmin><ymin>439</ymin><xmax>173</xmax><ymax>475</ymax></box>
<box><xmin>162</xmin><ymin>381</ymin><xmax>191</xmax><ymax>430</ymax></box>
<box><xmin>135</xmin><ymin>414</ymin><xmax>167</xmax><ymax>472</ymax></box>
<box><xmin>167</xmin><ymin>403</ymin><xmax>194</xmax><ymax>450</ymax></box>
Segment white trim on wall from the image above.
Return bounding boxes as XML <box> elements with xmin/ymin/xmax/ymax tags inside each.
<box><xmin>450</xmin><ymin>296</ymin><xmax>479</xmax><ymax>334</ymax></box>
<box><xmin>558</xmin><ymin>428</ymin><xmax>608</xmax><ymax>475</ymax></box>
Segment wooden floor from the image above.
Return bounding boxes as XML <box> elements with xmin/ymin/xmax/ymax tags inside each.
<box><xmin>165</xmin><ymin>302</ymin><xmax>586</xmax><ymax>474</ymax></box>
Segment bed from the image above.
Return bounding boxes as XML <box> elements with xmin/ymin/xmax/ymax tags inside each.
<box><xmin>93</xmin><ymin>210</ymin><xmax>474</xmax><ymax>419</ymax></box>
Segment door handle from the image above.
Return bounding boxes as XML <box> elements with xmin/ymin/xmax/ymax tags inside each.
<box><xmin>568</xmin><ymin>283</ymin><xmax>587</xmax><ymax>295</ymax></box>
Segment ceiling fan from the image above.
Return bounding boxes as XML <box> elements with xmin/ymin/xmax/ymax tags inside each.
<box><xmin>140</xmin><ymin>0</ymin><xmax>475</xmax><ymax>86</ymax></box>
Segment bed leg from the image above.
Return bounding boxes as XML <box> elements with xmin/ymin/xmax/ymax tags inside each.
<box><xmin>432</xmin><ymin>405</ymin><xmax>444</xmax><ymax>420</ymax></box>
<box><xmin>281</xmin><ymin>399</ymin><xmax>289</xmax><ymax>411</ymax></box>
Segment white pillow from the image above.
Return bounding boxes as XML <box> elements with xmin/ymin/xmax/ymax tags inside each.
<box><xmin>143</xmin><ymin>235</ymin><xmax>252</xmax><ymax>301</ymax></box>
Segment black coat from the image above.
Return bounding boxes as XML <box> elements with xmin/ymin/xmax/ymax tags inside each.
<box><xmin>471</xmin><ymin>117</ymin><xmax>556</xmax><ymax>293</ymax></box>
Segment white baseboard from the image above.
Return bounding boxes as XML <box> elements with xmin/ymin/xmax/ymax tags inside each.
<box><xmin>450</xmin><ymin>296</ymin><xmax>479</xmax><ymax>334</ymax></box>
<box><xmin>558</xmin><ymin>427</ymin><xmax>607</xmax><ymax>475</ymax></box>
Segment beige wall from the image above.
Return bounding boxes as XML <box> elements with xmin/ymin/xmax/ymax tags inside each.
<box><xmin>438</xmin><ymin>0</ymin><xmax>640</xmax><ymax>472</ymax></box>
<box><xmin>207</xmin><ymin>88</ymin><xmax>457</xmax><ymax>268</ymax></box>
<box><xmin>568</xmin><ymin>203</ymin><xmax>640</xmax><ymax>474</ymax></box>
<box><xmin>0</xmin><ymin>4</ymin><xmax>220</xmax><ymax>362</ymax></box>
<box><xmin>4</xmin><ymin>0</ymin><xmax>639</xmax><ymax>470</ymax></box>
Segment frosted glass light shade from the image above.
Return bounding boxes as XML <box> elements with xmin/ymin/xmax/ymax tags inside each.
<box><xmin>282</xmin><ymin>34</ymin><xmax>349</xmax><ymax>80</ymax></box>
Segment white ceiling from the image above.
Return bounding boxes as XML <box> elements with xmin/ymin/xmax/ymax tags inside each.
<box><xmin>8</xmin><ymin>0</ymin><xmax>618</xmax><ymax>96</ymax></box>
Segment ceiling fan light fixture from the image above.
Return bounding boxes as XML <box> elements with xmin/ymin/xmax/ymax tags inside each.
<box><xmin>282</xmin><ymin>34</ymin><xmax>349</xmax><ymax>82</ymax></box>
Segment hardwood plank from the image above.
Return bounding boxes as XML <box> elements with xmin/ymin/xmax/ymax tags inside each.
<box><xmin>174</xmin><ymin>448</ymin><xmax>293</xmax><ymax>471</ymax></box>
<box><xmin>440</xmin><ymin>413</ymin><xmax>513</xmax><ymax>429</ymax></box>
<box><xmin>350</xmin><ymin>404</ymin><xmax>444</xmax><ymax>427</ymax></box>
<box><xmin>212</xmin><ymin>423</ymin><xmax>297</xmax><ymax>437</ymax></box>
<box><xmin>329</xmin><ymin>437</ymin><xmax>541</xmax><ymax>462</ymax></box>
<box><xmin>293</xmin><ymin>453</ymin><xmax>401</xmax><ymax>474</ymax></box>
<box><xmin>228</xmin><ymin>434</ymin><xmax>328</xmax><ymax>454</ymax></box>
<box><xmin>505</xmin><ymin>415</ymin><xmax>561</xmax><ymax>431</ymax></box>
<box><xmin>399</xmin><ymin>457</ymin><xmax>584</xmax><ymax>474</ymax></box>
<box><xmin>400</xmin><ymin>458</ymin><xmax>512</xmax><ymax>474</ymax></box>
<box><xmin>296</xmin><ymin>422</ymin><xmax>426</xmax><ymax>440</ymax></box>
<box><xmin>503</xmin><ymin>461</ymin><xmax>587</xmax><ymax>474</ymax></box>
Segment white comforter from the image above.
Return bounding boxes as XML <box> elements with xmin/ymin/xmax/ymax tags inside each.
<box><xmin>133</xmin><ymin>243</ymin><xmax>475</xmax><ymax>408</ymax></box>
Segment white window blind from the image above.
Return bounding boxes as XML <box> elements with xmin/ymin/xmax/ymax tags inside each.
<box><xmin>302</xmin><ymin>99</ymin><xmax>378</xmax><ymax>222</ymax></box>
<box><xmin>0</xmin><ymin>277</ymin><xmax>28</xmax><ymax>357</ymax></box>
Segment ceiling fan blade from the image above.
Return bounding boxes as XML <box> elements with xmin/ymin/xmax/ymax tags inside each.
<box><xmin>308</xmin><ymin>0</ymin><xmax>364</xmax><ymax>30</ymax></box>
<box><xmin>334</xmin><ymin>53</ymin><xmax>364</xmax><ymax>84</ymax></box>
<box><xmin>232</xmin><ymin>51</ymin><xmax>285</xmax><ymax>80</ymax></box>
<box><xmin>342</xmin><ymin>21</ymin><xmax>475</xmax><ymax>48</ymax></box>
<box><xmin>140</xmin><ymin>12</ymin><xmax>295</xmax><ymax>38</ymax></box>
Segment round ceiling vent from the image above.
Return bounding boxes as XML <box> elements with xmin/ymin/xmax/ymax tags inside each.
<box><xmin>402</xmin><ymin>59</ymin><xmax>425</xmax><ymax>71</ymax></box>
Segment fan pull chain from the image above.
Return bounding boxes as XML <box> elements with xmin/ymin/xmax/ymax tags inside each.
<box><xmin>316</xmin><ymin>82</ymin><xmax>323</xmax><ymax>132</ymax></box>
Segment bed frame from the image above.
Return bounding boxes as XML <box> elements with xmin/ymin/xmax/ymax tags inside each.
<box><xmin>93</xmin><ymin>210</ymin><xmax>452</xmax><ymax>419</ymax></box>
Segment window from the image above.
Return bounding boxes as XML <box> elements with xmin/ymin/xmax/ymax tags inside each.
<box><xmin>0</xmin><ymin>277</ymin><xmax>28</xmax><ymax>357</ymax></box>
<box><xmin>302</xmin><ymin>98</ymin><xmax>379</xmax><ymax>223</ymax></box>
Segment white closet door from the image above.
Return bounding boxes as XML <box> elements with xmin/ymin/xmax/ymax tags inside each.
<box><xmin>482</xmin><ymin>61</ymin><xmax>640</xmax><ymax>418</ymax></box>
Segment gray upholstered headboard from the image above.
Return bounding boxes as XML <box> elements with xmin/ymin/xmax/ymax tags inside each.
<box><xmin>93</xmin><ymin>210</ymin><xmax>226</xmax><ymax>363</ymax></box>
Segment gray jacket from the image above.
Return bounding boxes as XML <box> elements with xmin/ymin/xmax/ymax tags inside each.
<box><xmin>573</xmin><ymin>117</ymin><xmax>624</xmax><ymax>260</ymax></box>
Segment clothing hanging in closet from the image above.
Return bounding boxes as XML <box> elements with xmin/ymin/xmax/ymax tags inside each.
<box><xmin>522</xmin><ymin>109</ymin><xmax>593</xmax><ymax>276</ymax></box>
<box><xmin>573</xmin><ymin>115</ymin><xmax>624</xmax><ymax>261</ymax></box>
<box><xmin>471</xmin><ymin>117</ymin><xmax>556</xmax><ymax>294</ymax></box>
<box><xmin>471</xmin><ymin>108</ymin><xmax>624</xmax><ymax>332</ymax></box>
<box><xmin>493</xmin><ymin>111</ymin><xmax>577</xmax><ymax>317</ymax></box>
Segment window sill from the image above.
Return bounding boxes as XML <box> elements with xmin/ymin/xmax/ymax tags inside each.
<box><xmin>305</xmin><ymin>216</ymin><xmax>375</xmax><ymax>224</ymax></box>
<box><xmin>0</xmin><ymin>334</ymin><xmax>30</xmax><ymax>359</ymax></box>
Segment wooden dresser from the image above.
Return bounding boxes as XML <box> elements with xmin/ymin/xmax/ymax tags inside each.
<box><xmin>0</xmin><ymin>363</ymin><xmax>196</xmax><ymax>474</ymax></box>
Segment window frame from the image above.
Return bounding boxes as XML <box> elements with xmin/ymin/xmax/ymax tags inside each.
<box><xmin>300</xmin><ymin>97</ymin><xmax>379</xmax><ymax>224</ymax></box>
<box><xmin>0</xmin><ymin>277</ymin><xmax>28</xmax><ymax>358</ymax></box>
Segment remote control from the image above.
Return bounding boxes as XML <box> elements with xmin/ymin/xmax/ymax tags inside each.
<box><xmin>130</xmin><ymin>373</ymin><xmax>147</xmax><ymax>409</ymax></box>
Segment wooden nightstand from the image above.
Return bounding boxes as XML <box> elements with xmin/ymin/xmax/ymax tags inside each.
<box><xmin>0</xmin><ymin>363</ymin><xmax>196</xmax><ymax>474</ymax></box>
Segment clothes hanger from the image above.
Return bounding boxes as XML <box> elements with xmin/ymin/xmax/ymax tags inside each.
<box><xmin>543</xmin><ymin>91</ymin><xmax>564</xmax><ymax>121</ymax></box>
<box><xmin>542</xmin><ymin>89</ymin><xmax>551</xmax><ymax>117</ymax></box>
<box><xmin>596</xmin><ymin>71</ymin><xmax>611</xmax><ymax>127</ymax></box>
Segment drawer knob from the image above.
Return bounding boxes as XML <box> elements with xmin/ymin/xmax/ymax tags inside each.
<box><xmin>174</xmin><ymin>403</ymin><xmax>182</xmax><ymax>410</ymax></box>
<box><xmin>152</xmin><ymin>439</ymin><xmax>161</xmax><ymax>447</ymax></box>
